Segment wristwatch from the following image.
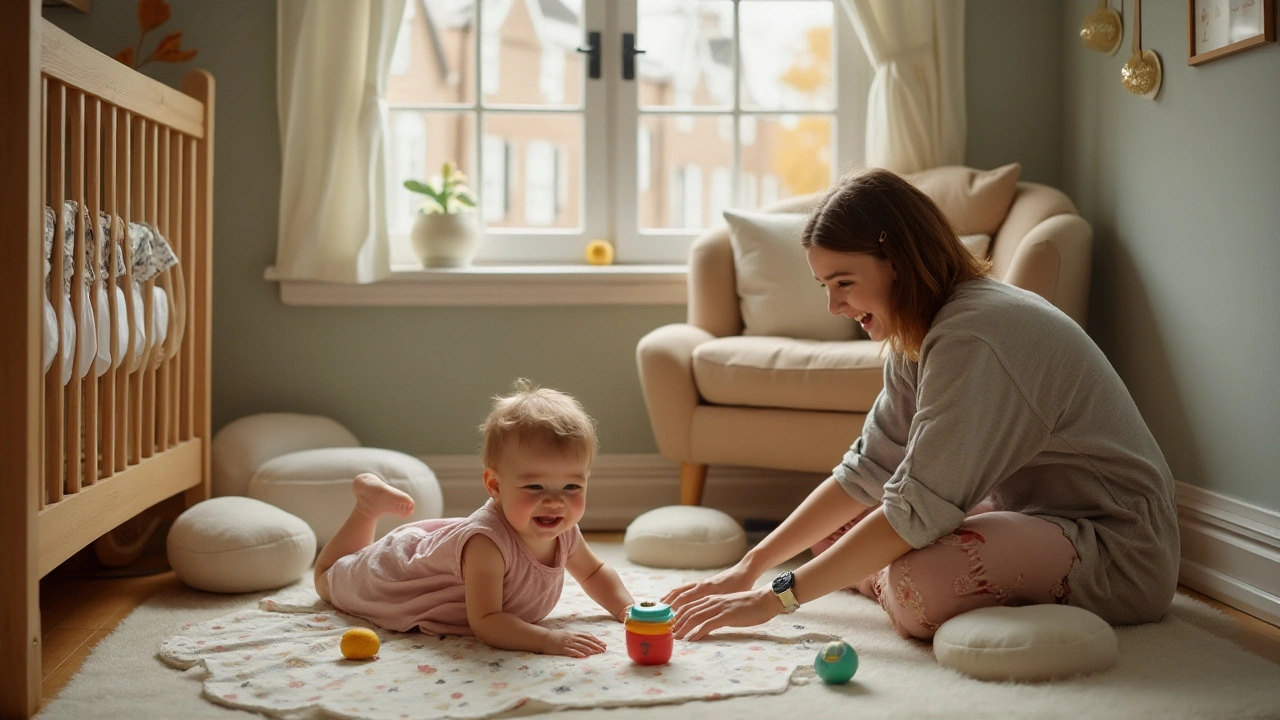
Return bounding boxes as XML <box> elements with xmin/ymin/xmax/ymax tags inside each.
<box><xmin>771</xmin><ymin>571</ymin><xmax>800</xmax><ymax>614</ymax></box>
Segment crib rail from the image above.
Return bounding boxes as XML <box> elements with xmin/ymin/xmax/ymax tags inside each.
<box><xmin>36</xmin><ymin>19</ymin><xmax>213</xmax><ymax>565</ymax></box>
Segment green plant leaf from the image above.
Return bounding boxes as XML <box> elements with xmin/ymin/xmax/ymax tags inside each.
<box><xmin>403</xmin><ymin>179</ymin><xmax>434</xmax><ymax>195</ymax></box>
<box><xmin>455</xmin><ymin>193</ymin><xmax>476</xmax><ymax>207</ymax></box>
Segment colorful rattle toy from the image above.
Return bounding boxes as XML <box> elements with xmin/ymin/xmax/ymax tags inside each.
<box><xmin>340</xmin><ymin>627</ymin><xmax>381</xmax><ymax>660</ymax></box>
<box><xmin>813</xmin><ymin>640</ymin><xmax>858</xmax><ymax>684</ymax></box>
<box><xmin>625</xmin><ymin>601</ymin><xmax>674</xmax><ymax>665</ymax></box>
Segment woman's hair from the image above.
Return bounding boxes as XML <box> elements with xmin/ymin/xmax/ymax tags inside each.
<box><xmin>480</xmin><ymin>379</ymin><xmax>598</xmax><ymax>470</ymax></box>
<box><xmin>800</xmin><ymin>168</ymin><xmax>991</xmax><ymax>360</ymax></box>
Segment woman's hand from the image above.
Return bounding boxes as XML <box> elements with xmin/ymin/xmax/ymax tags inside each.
<box><xmin>671</xmin><ymin>587</ymin><xmax>781</xmax><ymax>641</ymax></box>
<box><xmin>662</xmin><ymin>563</ymin><xmax>756</xmax><ymax>611</ymax></box>
<box><xmin>542</xmin><ymin>629</ymin><xmax>606</xmax><ymax>658</ymax></box>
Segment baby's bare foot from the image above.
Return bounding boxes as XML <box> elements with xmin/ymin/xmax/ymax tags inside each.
<box><xmin>352</xmin><ymin>473</ymin><xmax>416</xmax><ymax>519</ymax></box>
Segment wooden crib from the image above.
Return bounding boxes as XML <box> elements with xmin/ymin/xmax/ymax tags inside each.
<box><xmin>0</xmin><ymin>7</ymin><xmax>214</xmax><ymax>717</ymax></box>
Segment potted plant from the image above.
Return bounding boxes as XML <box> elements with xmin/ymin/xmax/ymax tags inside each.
<box><xmin>405</xmin><ymin>161</ymin><xmax>479</xmax><ymax>268</ymax></box>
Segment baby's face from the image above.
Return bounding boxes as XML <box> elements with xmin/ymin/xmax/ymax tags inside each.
<box><xmin>485</xmin><ymin>442</ymin><xmax>590</xmax><ymax>546</ymax></box>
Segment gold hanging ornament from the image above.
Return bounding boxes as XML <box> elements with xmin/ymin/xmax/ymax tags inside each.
<box><xmin>1120</xmin><ymin>0</ymin><xmax>1162</xmax><ymax>99</ymax></box>
<box><xmin>1080</xmin><ymin>0</ymin><xmax>1123</xmax><ymax>55</ymax></box>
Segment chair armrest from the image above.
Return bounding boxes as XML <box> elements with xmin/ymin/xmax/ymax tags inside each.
<box><xmin>636</xmin><ymin>323</ymin><xmax>715</xmax><ymax>463</ymax></box>
<box><xmin>1002</xmin><ymin>214</ymin><xmax>1093</xmax><ymax>329</ymax></box>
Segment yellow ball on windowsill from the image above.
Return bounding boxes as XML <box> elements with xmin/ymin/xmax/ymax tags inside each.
<box><xmin>585</xmin><ymin>239</ymin><xmax>615</xmax><ymax>266</ymax></box>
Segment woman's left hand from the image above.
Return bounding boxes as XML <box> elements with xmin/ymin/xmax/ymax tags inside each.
<box><xmin>671</xmin><ymin>586</ymin><xmax>781</xmax><ymax>641</ymax></box>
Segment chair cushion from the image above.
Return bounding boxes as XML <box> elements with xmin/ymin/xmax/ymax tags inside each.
<box><xmin>908</xmin><ymin>163</ymin><xmax>1022</xmax><ymax>236</ymax></box>
<box><xmin>248</xmin><ymin>447</ymin><xmax>444</xmax><ymax>547</ymax></box>
<box><xmin>693</xmin><ymin>336</ymin><xmax>884</xmax><ymax>413</ymax></box>
<box><xmin>625</xmin><ymin>506</ymin><xmax>747</xmax><ymax>569</ymax></box>
<box><xmin>723</xmin><ymin>209</ymin><xmax>861</xmax><ymax>341</ymax></box>
<box><xmin>933</xmin><ymin>605</ymin><xmax>1119</xmax><ymax>682</ymax></box>
<box><xmin>167</xmin><ymin>497</ymin><xmax>316</xmax><ymax>593</ymax></box>
<box><xmin>212</xmin><ymin>413</ymin><xmax>361</xmax><ymax>497</ymax></box>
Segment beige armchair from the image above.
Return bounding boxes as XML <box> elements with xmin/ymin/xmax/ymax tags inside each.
<box><xmin>636</xmin><ymin>165</ymin><xmax>1093</xmax><ymax>506</ymax></box>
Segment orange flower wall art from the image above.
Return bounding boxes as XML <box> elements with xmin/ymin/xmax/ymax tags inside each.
<box><xmin>114</xmin><ymin>0</ymin><xmax>197</xmax><ymax>70</ymax></box>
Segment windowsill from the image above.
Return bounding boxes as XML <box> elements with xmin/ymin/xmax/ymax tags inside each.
<box><xmin>264</xmin><ymin>264</ymin><xmax>688</xmax><ymax>307</ymax></box>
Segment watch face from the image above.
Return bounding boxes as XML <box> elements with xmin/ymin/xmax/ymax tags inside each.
<box><xmin>772</xmin><ymin>571</ymin><xmax>794</xmax><ymax>594</ymax></box>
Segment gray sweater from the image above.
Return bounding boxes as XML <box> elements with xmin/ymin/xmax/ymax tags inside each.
<box><xmin>833</xmin><ymin>278</ymin><xmax>1179</xmax><ymax>625</ymax></box>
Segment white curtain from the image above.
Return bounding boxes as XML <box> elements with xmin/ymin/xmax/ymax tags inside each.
<box><xmin>276</xmin><ymin>0</ymin><xmax>407</xmax><ymax>283</ymax></box>
<box><xmin>839</xmin><ymin>0</ymin><xmax>966</xmax><ymax>174</ymax></box>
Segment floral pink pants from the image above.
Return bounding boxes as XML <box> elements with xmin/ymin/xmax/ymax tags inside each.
<box><xmin>811</xmin><ymin>504</ymin><xmax>1078</xmax><ymax>640</ymax></box>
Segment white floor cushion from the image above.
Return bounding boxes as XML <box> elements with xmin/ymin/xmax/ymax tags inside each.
<box><xmin>624</xmin><ymin>505</ymin><xmax>747</xmax><ymax>569</ymax></box>
<box><xmin>211</xmin><ymin>413</ymin><xmax>361</xmax><ymax>497</ymax></box>
<box><xmin>248</xmin><ymin>447</ymin><xmax>444</xmax><ymax>547</ymax></box>
<box><xmin>933</xmin><ymin>604</ymin><xmax>1119</xmax><ymax>682</ymax></box>
<box><xmin>167</xmin><ymin>497</ymin><xmax>316</xmax><ymax>594</ymax></box>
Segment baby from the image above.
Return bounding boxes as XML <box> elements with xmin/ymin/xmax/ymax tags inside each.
<box><xmin>314</xmin><ymin>379</ymin><xmax>634</xmax><ymax>657</ymax></box>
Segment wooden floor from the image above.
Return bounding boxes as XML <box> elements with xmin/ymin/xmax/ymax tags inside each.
<box><xmin>38</xmin><ymin>537</ymin><xmax>1280</xmax><ymax>708</ymax></box>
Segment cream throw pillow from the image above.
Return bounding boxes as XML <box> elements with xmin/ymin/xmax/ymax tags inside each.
<box><xmin>959</xmin><ymin>233</ymin><xmax>992</xmax><ymax>260</ymax></box>
<box><xmin>724</xmin><ymin>209</ymin><xmax>859</xmax><ymax>341</ymax></box>
<box><xmin>933</xmin><ymin>605</ymin><xmax>1119</xmax><ymax>682</ymax></box>
<box><xmin>907</xmin><ymin>163</ymin><xmax>1022</xmax><ymax>236</ymax></box>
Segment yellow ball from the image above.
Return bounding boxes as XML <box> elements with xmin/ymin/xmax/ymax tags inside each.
<box><xmin>340</xmin><ymin>627</ymin><xmax>380</xmax><ymax>660</ymax></box>
<box><xmin>585</xmin><ymin>239</ymin><xmax>614</xmax><ymax>266</ymax></box>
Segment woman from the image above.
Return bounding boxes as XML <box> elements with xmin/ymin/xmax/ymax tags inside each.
<box><xmin>664</xmin><ymin>169</ymin><xmax>1179</xmax><ymax>642</ymax></box>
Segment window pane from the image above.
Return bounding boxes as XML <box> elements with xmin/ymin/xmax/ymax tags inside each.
<box><xmin>482</xmin><ymin>0</ymin><xmax>583</xmax><ymax>107</ymax></box>
<box><xmin>738</xmin><ymin>114</ymin><xmax>832</xmax><ymax>208</ymax></box>
<box><xmin>638</xmin><ymin>114</ymin><xmax>732</xmax><ymax>230</ymax></box>
<box><xmin>637</xmin><ymin>0</ymin><xmax>734</xmax><ymax>110</ymax></box>
<box><xmin>739</xmin><ymin>1</ymin><xmax>834</xmax><ymax>111</ymax></box>
<box><xmin>484</xmin><ymin>113</ymin><xmax>581</xmax><ymax>229</ymax></box>
<box><xmin>387</xmin><ymin>0</ymin><xmax>477</xmax><ymax>106</ymax></box>
<box><xmin>386</xmin><ymin>110</ymin><xmax>477</xmax><ymax>231</ymax></box>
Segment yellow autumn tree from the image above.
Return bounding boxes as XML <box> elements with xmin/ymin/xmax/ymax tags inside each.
<box><xmin>773</xmin><ymin>25</ymin><xmax>832</xmax><ymax>196</ymax></box>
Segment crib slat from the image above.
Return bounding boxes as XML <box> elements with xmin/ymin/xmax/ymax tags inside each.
<box><xmin>157</xmin><ymin>125</ymin><xmax>171</xmax><ymax>452</ymax></box>
<box><xmin>65</xmin><ymin>87</ymin><xmax>85</xmax><ymax>495</ymax></box>
<box><xmin>114</xmin><ymin>111</ymin><xmax>132</xmax><ymax>470</ymax></box>
<box><xmin>180</xmin><ymin>136</ymin><xmax>195</xmax><ymax>441</ymax></box>
<box><xmin>84</xmin><ymin>96</ymin><xmax>101</xmax><ymax>486</ymax></box>
<box><xmin>140</xmin><ymin>121</ymin><xmax>157</xmax><ymax>459</ymax></box>
<box><xmin>166</xmin><ymin>128</ymin><xmax>183</xmax><ymax>445</ymax></box>
<box><xmin>128</xmin><ymin>115</ymin><xmax>143</xmax><ymax>465</ymax></box>
<box><xmin>44</xmin><ymin>80</ymin><xmax>66</xmax><ymax>506</ymax></box>
<box><xmin>100</xmin><ymin>105</ymin><xmax>117</xmax><ymax>478</ymax></box>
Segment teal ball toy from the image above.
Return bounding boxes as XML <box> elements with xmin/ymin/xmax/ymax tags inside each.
<box><xmin>814</xmin><ymin>640</ymin><xmax>858</xmax><ymax>684</ymax></box>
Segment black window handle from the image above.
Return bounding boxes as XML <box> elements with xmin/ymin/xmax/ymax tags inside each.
<box><xmin>623</xmin><ymin>32</ymin><xmax>646</xmax><ymax>81</ymax></box>
<box><xmin>577</xmin><ymin>31</ymin><xmax>601</xmax><ymax>80</ymax></box>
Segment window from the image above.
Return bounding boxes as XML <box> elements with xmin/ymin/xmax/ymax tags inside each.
<box><xmin>525</xmin><ymin>140</ymin><xmax>559</xmax><ymax>226</ymax></box>
<box><xmin>482</xmin><ymin>134</ymin><xmax>510</xmax><ymax>222</ymax></box>
<box><xmin>385</xmin><ymin>0</ymin><xmax>867</xmax><ymax>267</ymax></box>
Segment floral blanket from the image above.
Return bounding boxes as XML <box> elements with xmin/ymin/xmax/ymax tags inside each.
<box><xmin>159</xmin><ymin>567</ymin><xmax>834</xmax><ymax>720</ymax></box>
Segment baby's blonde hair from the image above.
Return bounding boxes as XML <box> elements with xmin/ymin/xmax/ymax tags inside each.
<box><xmin>480</xmin><ymin>379</ymin><xmax>598</xmax><ymax>470</ymax></box>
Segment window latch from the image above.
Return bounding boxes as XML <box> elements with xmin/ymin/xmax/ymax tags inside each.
<box><xmin>623</xmin><ymin>32</ymin><xmax>646</xmax><ymax>81</ymax></box>
<box><xmin>577</xmin><ymin>31</ymin><xmax>601</xmax><ymax>80</ymax></box>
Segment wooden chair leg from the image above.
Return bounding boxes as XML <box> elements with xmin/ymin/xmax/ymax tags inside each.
<box><xmin>680</xmin><ymin>462</ymin><xmax>708</xmax><ymax>506</ymax></box>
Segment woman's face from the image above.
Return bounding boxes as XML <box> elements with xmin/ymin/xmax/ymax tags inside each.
<box><xmin>806</xmin><ymin>244</ymin><xmax>896</xmax><ymax>341</ymax></box>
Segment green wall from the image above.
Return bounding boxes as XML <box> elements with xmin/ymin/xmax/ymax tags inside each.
<box><xmin>1063</xmin><ymin>0</ymin><xmax>1279</xmax><ymax>509</ymax></box>
<box><xmin>51</xmin><ymin>2</ymin><xmax>1274</xmax><ymax>513</ymax></box>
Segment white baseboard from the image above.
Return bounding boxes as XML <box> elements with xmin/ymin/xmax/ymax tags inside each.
<box><xmin>1176</xmin><ymin>482</ymin><xmax>1280</xmax><ymax>626</ymax></box>
<box><xmin>422</xmin><ymin>454</ymin><xmax>1280</xmax><ymax>627</ymax></box>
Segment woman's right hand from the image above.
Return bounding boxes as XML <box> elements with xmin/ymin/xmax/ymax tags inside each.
<box><xmin>662</xmin><ymin>562</ymin><xmax>756</xmax><ymax>611</ymax></box>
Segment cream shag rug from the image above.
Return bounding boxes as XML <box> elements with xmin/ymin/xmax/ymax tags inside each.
<box><xmin>36</xmin><ymin>544</ymin><xmax>1280</xmax><ymax>720</ymax></box>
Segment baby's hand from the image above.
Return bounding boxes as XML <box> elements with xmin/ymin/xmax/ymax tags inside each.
<box><xmin>543</xmin><ymin>629</ymin><xmax>606</xmax><ymax>658</ymax></box>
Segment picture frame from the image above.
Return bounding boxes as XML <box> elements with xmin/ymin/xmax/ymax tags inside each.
<box><xmin>1188</xmin><ymin>0</ymin><xmax>1276</xmax><ymax>65</ymax></box>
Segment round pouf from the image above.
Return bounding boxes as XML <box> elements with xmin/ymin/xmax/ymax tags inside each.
<box><xmin>933</xmin><ymin>605</ymin><xmax>1119</xmax><ymax>682</ymax></box>
<box><xmin>212</xmin><ymin>413</ymin><xmax>361</xmax><ymax>497</ymax></box>
<box><xmin>248</xmin><ymin>447</ymin><xmax>444</xmax><ymax>547</ymax></box>
<box><xmin>624</xmin><ymin>505</ymin><xmax>746</xmax><ymax>569</ymax></box>
<box><xmin>167</xmin><ymin>497</ymin><xmax>316</xmax><ymax>593</ymax></box>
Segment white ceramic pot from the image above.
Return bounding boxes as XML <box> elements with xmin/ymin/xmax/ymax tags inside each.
<box><xmin>410</xmin><ymin>213</ymin><xmax>479</xmax><ymax>268</ymax></box>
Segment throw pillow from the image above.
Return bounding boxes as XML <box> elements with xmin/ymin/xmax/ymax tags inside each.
<box><xmin>624</xmin><ymin>505</ymin><xmax>747</xmax><ymax>569</ymax></box>
<box><xmin>959</xmin><ymin>233</ymin><xmax>992</xmax><ymax>260</ymax></box>
<box><xmin>933</xmin><ymin>605</ymin><xmax>1119</xmax><ymax>682</ymax></box>
<box><xmin>907</xmin><ymin>163</ymin><xmax>1022</xmax><ymax>236</ymax></box>
<box><xmin>723</xmin><ymin>209</ymin><xmax>859</xmax><ymax>341</ymax></box>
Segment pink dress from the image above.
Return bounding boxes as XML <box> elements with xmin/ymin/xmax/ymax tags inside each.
<box><xmin>327</xmin><ymin>499</ymin><xmax>582</xmax><ymax>634</ymax></box>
